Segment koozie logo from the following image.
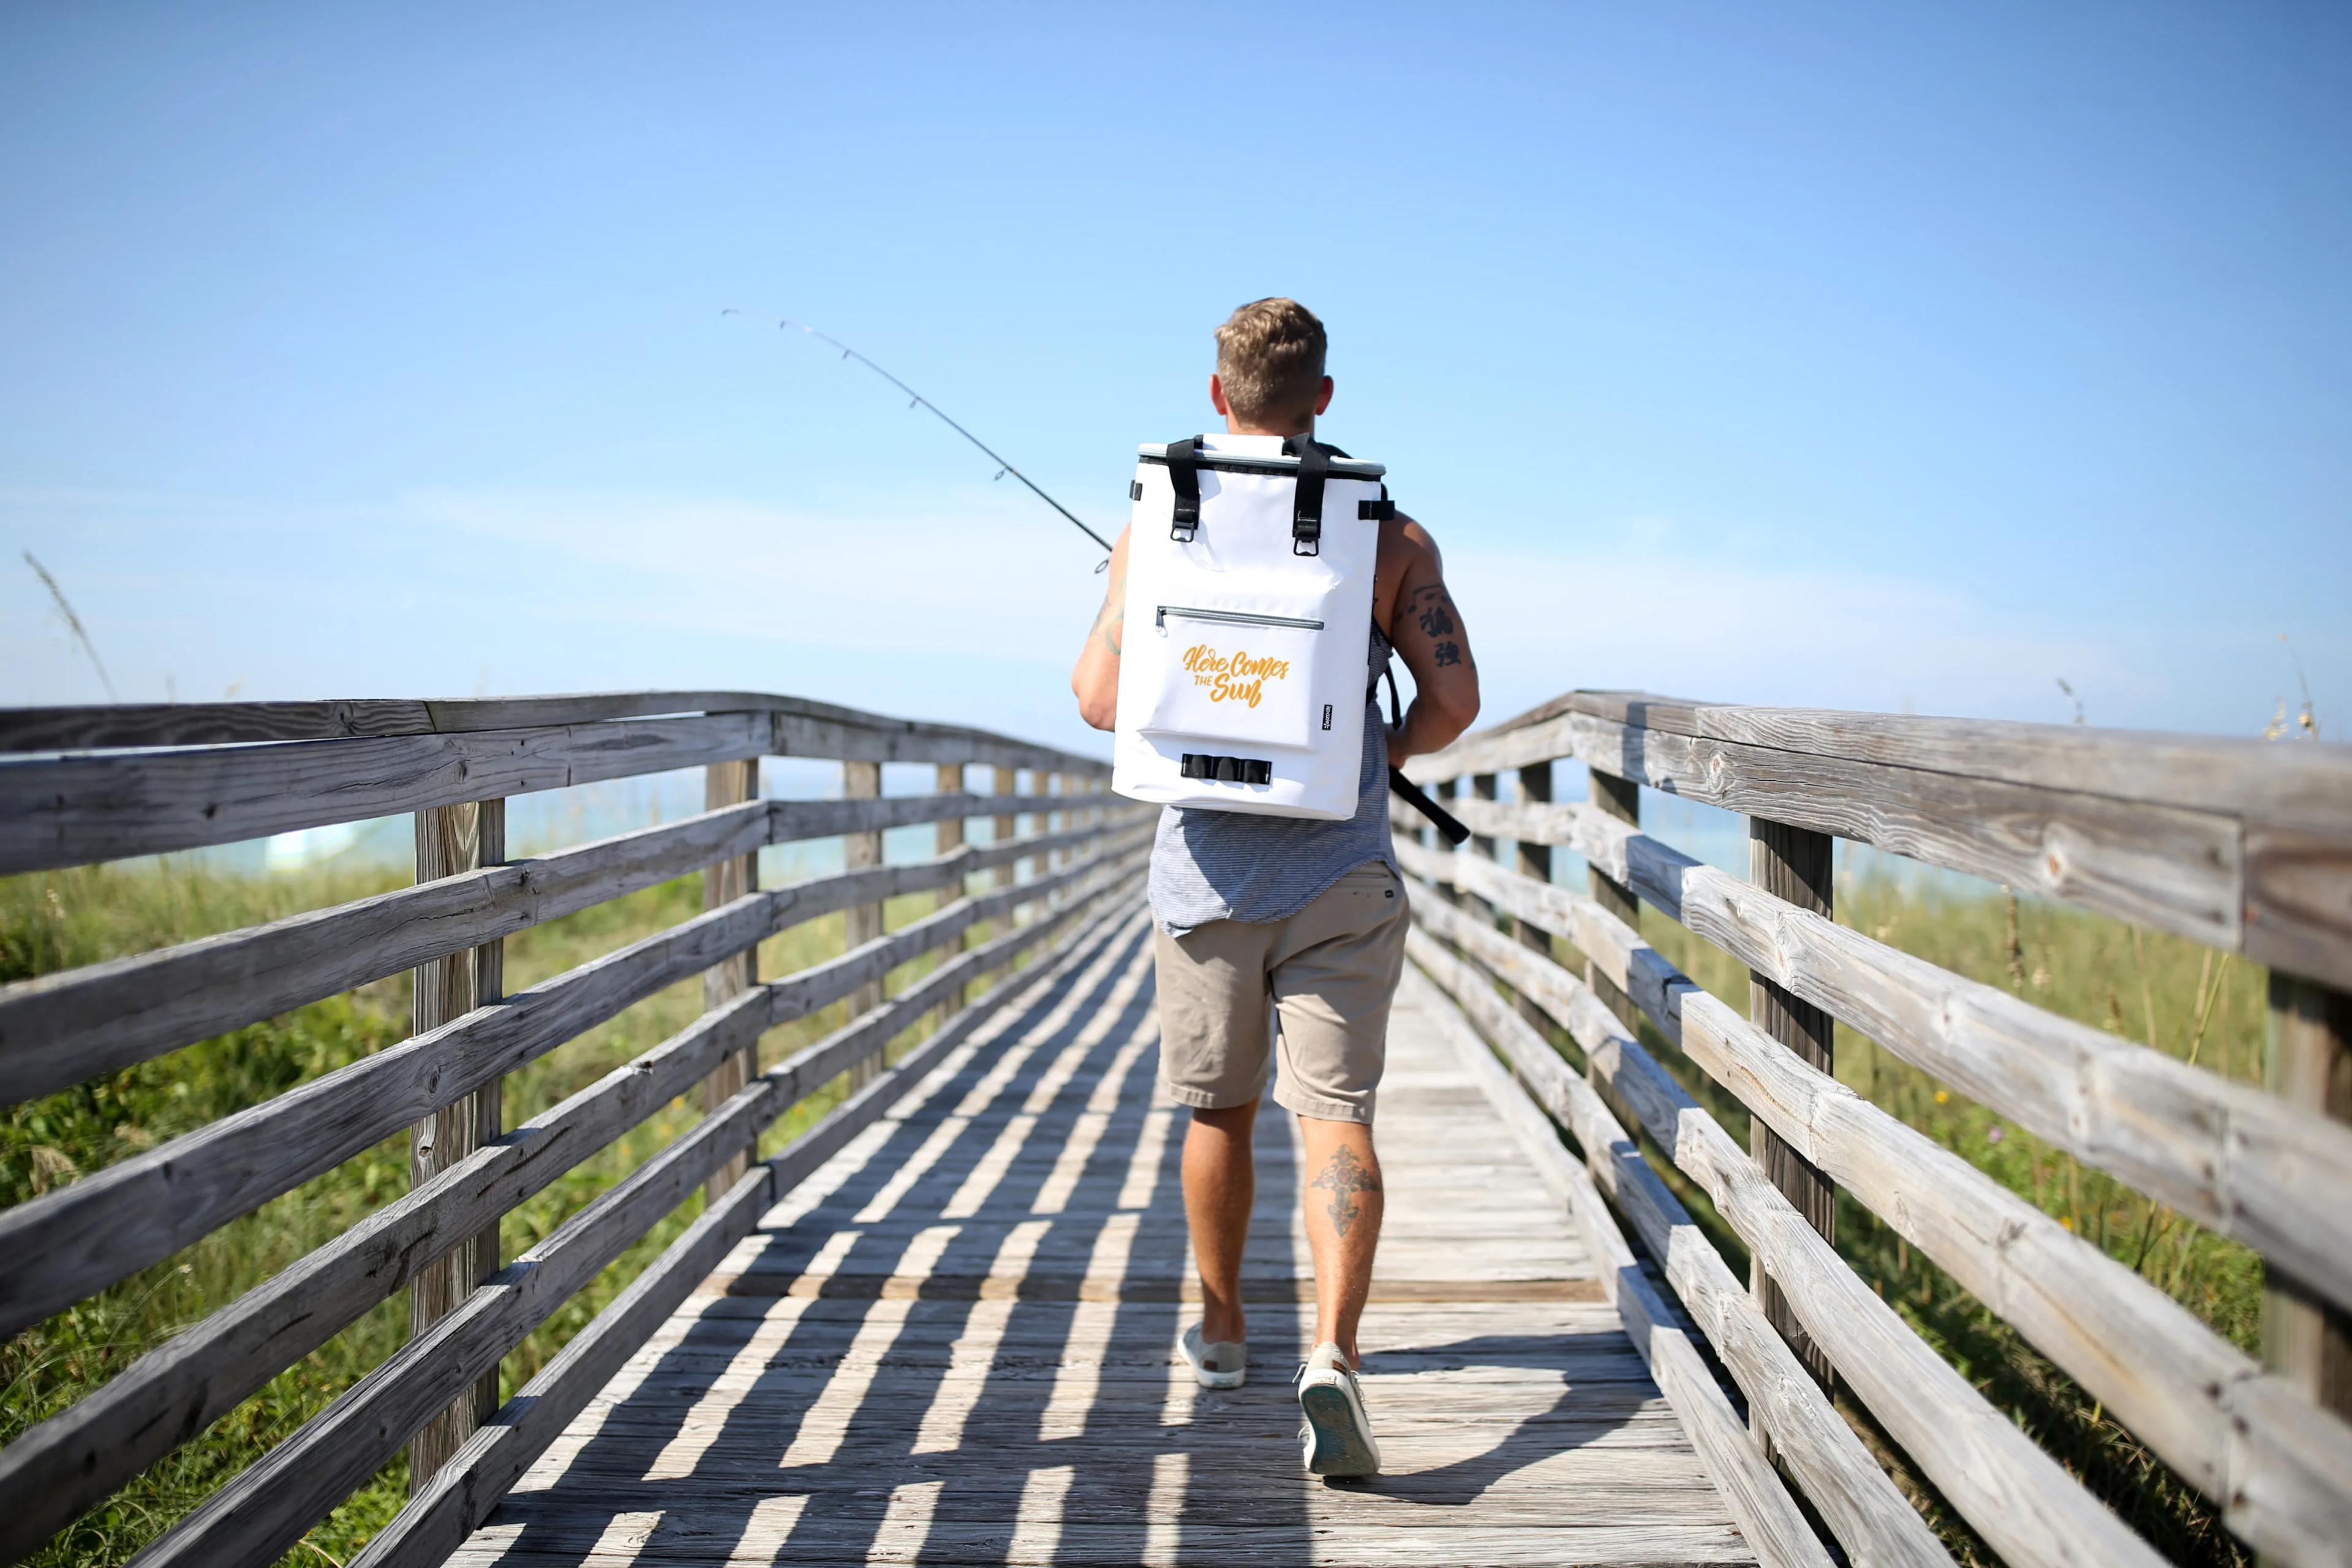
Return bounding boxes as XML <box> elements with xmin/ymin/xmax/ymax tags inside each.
<box><xmin>1182</xmin><ymin>644</ymin><xmax>1291</xmax><ymax>709</ymax></box>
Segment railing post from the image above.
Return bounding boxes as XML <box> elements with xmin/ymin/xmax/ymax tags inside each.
<box><xmin>845</xmin><ymin>760</ymin><xmax>884</xmax><ymax>1084</ymax></box>
<box><xmin>1468</xmin><ymin>772</ymin><xmax>1501</xmax><ymax>927</ymax></box>
<box><xmin>1514</xmin><ymin>761</ymin><xmax>1555</xmax><ymax>1030</ymax></box>
<box><xmin>2265</xmin><ymin>973</ymin><xmax>2352</xmax><ymax>1430</ymax></box>
<box><xmin>1588</xmin><ymin>771</ymin><xmax>1642</xmax><ymax>1029</ymax></box>
<box><xmin>936</xmin><ymin>762</ymin><xmax>967</xmax><ymax>1025</ymax></box>
<box><xmin>993</xmin><ymin>764</ymin><xmax>1020</xmax><ymax>951</ymax></box>
<box><xmin>1748</xmin><ymin>816</ymin><xmax>1836</xmax><ymax>1393</ymax></box>
<box><xmin>1433</xmin><ymin>777</ymin><xmax>1462</xmax><ymax>908</ymax></box>
<box><xmin>407</xmin><ymin>797</ymin><xmax>505</xmax><ymax>1492</ymax></box>
<box><xmin>699</xmin><ymin>758</ymin><xmax>760</xmax><ymax>1207</ymax></box>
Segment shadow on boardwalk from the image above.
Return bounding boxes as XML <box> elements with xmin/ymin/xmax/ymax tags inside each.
<box><xmin>452</xmin><ymin>912</ymin><xmax>1749</xmax><ymax>1567</ymax></box>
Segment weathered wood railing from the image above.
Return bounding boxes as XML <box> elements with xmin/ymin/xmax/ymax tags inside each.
<box><xmin>1398</xmin><ymin>690</ymin><xmax>2352</xmax><ymax>1568</ymax></box>
<box><xmin>0</xmin><ymin>691</ymin><xmax>1150</xmax><ymax>1567</ymax></box>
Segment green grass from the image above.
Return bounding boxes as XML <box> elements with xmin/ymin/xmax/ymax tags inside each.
<box><xmin>1</xmin><ymin>853</ymin><xmax>996</xmax><ymax>1567</ymax></box>
<box><xmin>1624</xmin><ymin>866</ymin><xmax>2268</xmax><ymax>1567</ymax></box>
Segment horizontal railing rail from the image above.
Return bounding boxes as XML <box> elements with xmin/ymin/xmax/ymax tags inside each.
<box><xmin>0</xmin><ymin>689</ymin><xmax>1141</xmax><ymax>1567</ymax></box>
<box><xmin>1399</xmin><ymin>688</ymin><xmax>2352</xmax><ymax>1568</ymax></box>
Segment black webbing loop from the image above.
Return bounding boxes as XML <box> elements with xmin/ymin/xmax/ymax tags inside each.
<box><xmin>1166</xmin><ymin>435</ymin><xmax>1203</xmax><ymax>541</ymax></box>
<box><xmin>1283</xmin><ymin>435</ymin><xmax>1331</xmax><ymax>556</ymax></box>
<box><xmin>1179</xmin><ymin>752</ymin><xmax>1272</xmax><ymax>785</ymax></box>
<box><xmin>1360</xmin><ymin>483</ymin><xmax>1395</xmax><ymax>521</ymax></box>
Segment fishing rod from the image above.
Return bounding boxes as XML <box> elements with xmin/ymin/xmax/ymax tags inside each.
<box><xmin>723</xmin><ymin>310</ymin><xmax>1114</xmax><ymax>556</ymax></box>
<box><xmin>730</xmin><ymin>310</ymin><xmax>1469</xmax><ymax>845</ymax></box>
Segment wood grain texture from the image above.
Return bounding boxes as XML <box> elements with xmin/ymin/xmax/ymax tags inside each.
<box><xmin>1678</xmin><ymin>988</ymin><xmax>2352</xmax><ymax>1567</ymax></box>
<box><xmin>1403</xmin><ymin>690</ymin><xmax>2352</xmax><ymax>990</ymax></box>
<box><xmin>1403</xmin><ymin>930</ymin><xmax>2170</xmax><ymax>1568</ymax></box>
<box><xmin>935</xmin><ymin>764</ymin><xmax>968</xmax><ymax>1023</ymax></box>
<box><xmin>0</xmin><ymin>711</ymin><xmax>774</xmax><ymax>876</ymax></box>
<box><xmin>0</xmin><ymin>689</ymin><xmax>1113</xmax><ymax>776</ymax></box>
<box><xmin>700</xmin><ymin>761</ymin><xmax>762</xmax><ymax>1208</ymax></box>
<box><xmin>842</xmin><ymin>761</ymin><xmax>884</xmax><ymax>1089</ymax></box>
<box><xmin>349</xmin><ymin>895</ymin><xmax>1150</xmax><ymax>1568</ymax></box>
<box><xmin>2266</xmin><ymin>974</ymin><xmax>2352</xmax><ymax>1424</ymax></box>
<box><xmin>1403</xmin><ymin>967</ymin><xmax>1844</xmax><ymax>1568</ymax></box>
<box><xmin>1404</xmin><ymin>941</ymin><xmax>1948</xmax><ymax>1568</ymax></box>
<box><xmin>1414</xmin><ymin>805</ymin><xmax>2352</xmax><ymax>1317</ymax></box>
<box><xmin>1457</xmin><ymin>689</ymin><xmax>2352</xmax><ymax>840</ymax></box>
<box><xmin>409</xmin><ymin>799</ymin><xmax>507</xmax><ymax>1490</ymax></box>
<box><xmin>423</xmin><ymin>903</ymin><xmax>1757</xmax><ymax>1568</ymax></box>
<box><xmin>0</xmin><ymin>793</ymin><xmax>1137</xmax><ymax>1106</ymax></box>
<box><xmin>1514</xmin><ymin>761</ymin><xmax>1556</xmax><ymax>1033</ymax></box>
<box><xmin>0</xmin><ymin>825</ymin><xmax>1145</xmax><ymax>1340</ymax></box>
<box><xmin>1746</xmin><ymin>817</ymin><xmax>1834</xmax><ymax>1393</ymax></box>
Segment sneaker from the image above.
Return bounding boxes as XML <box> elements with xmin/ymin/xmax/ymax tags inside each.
<box><xmin>1177</xmin><ymin>1323</ymin><xmax>1247</xmax><ymax>1389</ymax></box>
<box><xmin>1294</xmin><ymin>1342</ymin><xmax>1381</xmax><ymax>1476</ymax></box>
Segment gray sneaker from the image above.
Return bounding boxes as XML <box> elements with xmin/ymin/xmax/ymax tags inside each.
<box><xmin>1178</xmin><ymin>1323</ymin><xmax>1247</xmax><ymax>1389</ymax></box>
<box><xmin>1294</xmin><ymin>1342</ymin><xmax>1380</xmax><ymax>1476</ymax></box>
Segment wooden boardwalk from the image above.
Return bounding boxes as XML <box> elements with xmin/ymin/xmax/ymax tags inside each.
<box><xmin>449</xmin><ymin>907</ymin><xmax>1754</xmax><ymax>1567</ymax></box>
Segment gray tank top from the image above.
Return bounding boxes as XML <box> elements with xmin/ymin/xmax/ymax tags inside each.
<box><xmin>1148</xmin><ymin>622</ymin><xmax>1398</xmax><ymax>935</ymax></box>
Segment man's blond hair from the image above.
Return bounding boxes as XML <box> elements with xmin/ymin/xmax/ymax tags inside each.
<box><xmin>1214</xmin><ymin>298</ymin><xmax>1327</xmax><ymax>428</ymax></box>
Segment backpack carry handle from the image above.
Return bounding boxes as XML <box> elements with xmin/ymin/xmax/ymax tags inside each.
<box><xmin>1166</xmin><ymin>435</ymin><xmax>1203</xmax><ymax>541</ymax></box>
<box><xmin>1285</xmin><ymin>434</ymin><xmax>1331</xmax><ymax>556</ymax></box>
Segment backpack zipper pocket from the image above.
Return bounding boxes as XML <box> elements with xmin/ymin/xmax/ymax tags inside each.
<box><xmin>1156</xmin><ymin>605</ymin><xmax>1325</xmax><ymax>633</ymax></box>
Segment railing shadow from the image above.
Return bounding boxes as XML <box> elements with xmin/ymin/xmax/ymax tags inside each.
<box><xmin>465</xmin><ymin>915</ymin><xmax>1638</xmax><ymax>1566</ymax></box>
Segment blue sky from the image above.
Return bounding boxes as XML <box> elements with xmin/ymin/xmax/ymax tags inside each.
<box><xmin>4</xmin><ymin>1</ymin><xmax>2346</xmax><ymax>757</ymax></box>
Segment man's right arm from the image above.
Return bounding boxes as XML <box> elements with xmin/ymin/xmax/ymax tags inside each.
<box><xmin>1379</xmin><ymin>515</ymin><xmax>1481</xmax><ymax>764</ymax></box>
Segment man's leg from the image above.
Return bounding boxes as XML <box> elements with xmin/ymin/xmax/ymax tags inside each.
<box><xmin>1183</xmin><ymin>1099</ymin><xmax>1258</xmax><ymax>1345</ymax></box>
<box><xmin>1298</xmin><ymin>1114</ymin><xmax>1382</xmax><ymax>1366</ymax></box>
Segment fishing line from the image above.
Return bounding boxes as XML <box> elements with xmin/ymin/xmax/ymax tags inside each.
<box><xmin>723</xmin><ymin>310</ymin><xmax>1114</xmax><ymax>562</ymax></box>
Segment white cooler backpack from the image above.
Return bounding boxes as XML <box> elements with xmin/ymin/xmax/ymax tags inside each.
<box><xmin>1112</xmin><ymin>432</ymin><xmax>1393</xmax><ymax>820</ymax></box>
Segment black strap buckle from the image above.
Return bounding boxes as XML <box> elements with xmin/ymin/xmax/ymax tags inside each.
<box><xmin>1178</xmin><ymin>752</ymin><xmax>1273</xmax><ymax>785</ymax></box>
<box><xmin>1283</xmin><ymin>435</ymin><xmax>1330</xmax><ymax>556</ymax></box>
<box><xmin>1166</xmin><ymin>435</ymin><xmax>1203</xmax><ymax>541</ymax></box>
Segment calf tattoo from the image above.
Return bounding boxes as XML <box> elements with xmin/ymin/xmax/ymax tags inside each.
<box><xmin>1310</xmin><ymin>1145</ymin><xmax>1382</xmax><ymax>1238</ymax></box>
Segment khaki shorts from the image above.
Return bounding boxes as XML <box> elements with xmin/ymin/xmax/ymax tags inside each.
<box><xmin>1153</xmin><ymin>862</ymin><xmax>1409</xmax><ymax>1125</ymax></box>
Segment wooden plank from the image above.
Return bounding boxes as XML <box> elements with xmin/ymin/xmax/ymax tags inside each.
<box><xmin>408</xmin><ymin>798</ymin><xmax>507</xmax><ymax>1490</ymax></box>
<box><xmin>1448</xmin><ymin>688</ymin><xmax>2352</xmax><ymax>842</ymax></box>
<box><xmin>187</xmin><ymin>896</ymin><xmax>1145</xmax><ymax>1568</ymax></box>
<box><xmin>0</xmin><ymin>689</ymin><xmax>1114</xmax><ymax>777</ymax></box>
<box><xmin>349</xmin><ymin>899</ymin><xmax>1147</xmax><ymax>1568</ymax></box>
<box><xmin>0</xmin><ymin>851</ymin><xmax>1148</xmax><ymax>1565</ymax></box>
<box><xmin>0</xmin><ymin>831</ymin><xmax>1144</xmax><ymax>1339</ymax></box>
<box><xmin>992</xmin><ymin>764</ymin><xmax>1020</xmax><ymax>964</ymax></box>
<box><xmin>1679</xmin><ymin>987</ymin><xmax>2352</xmax><ymax>1567</ymax></box>
<box><xmin>700</xmin><ymin>760</ymin><xmax>761</xmax><ymax>1207</ymax></box>
<box><xmin>1402</xmin><ymin>701</ymin><xmax>2345</xmax><ymax>982</ymax></box>
<box><xmin>843</xmin><ymin>761</ymin><xmax>884</xmax><ymax>1089</ymax></box>
<box><xmin>1400</xmin><ymin>966</ymin><xmax>1837</xmax><ymax>1568</ymax></box>
<box><xmin>0</xmin><ymin>794</ymin><xmax>1137</xmax><ymax>1107</ymax></box>
<box><xmin>2266</xmin><ymin>974</ymin><xmax>2352</xmax><ymax>1423</ymax></box>
<box><xmin>935</xmin><ymin>763</ymin><xmax>968</xmax><ymax>1024</ymax></box>
<box><xmin>1515</xmin><ymin>761</ymin><xmax>1555</xmax><ymax>1033</ymax></box>
<box><xmin>1405</xmin><ymin>929</ymin><xmax>2170</xmax><ymax>1568</ymax></box>
<box><xmin>1589</xmin><ymin>767</ymin><xmax>1642</xmax><ymax>1033</ymax></box>
<box><xmin>1414</xmin><ymin>812</ymin><xmax>2352</xmax><ymax>1318</ymax></box>
<box><xmin>0</xmin><ymin>800</ymin><xmax>766</xmax><ymax>1106</ymax></box>
<box><xmin>0</xmin><ymin>710</ymin><xmax>772</xmax><ymax>876</ymax></box>
<box><xmin>1746</xmin><ymin>816</ymin><xmax>1834</xmax><ymax>1393</ymax></box>
<box><xmin>1404</xmin><ymin>947</ymin><xmax>1948</xmax><ymax>1568</ymax></box>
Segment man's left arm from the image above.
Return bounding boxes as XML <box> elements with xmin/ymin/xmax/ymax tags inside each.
<box><xmin>1071</xmin><ymin>524</ymin><xmax>1131</xmax><ymax>731</ymax></box>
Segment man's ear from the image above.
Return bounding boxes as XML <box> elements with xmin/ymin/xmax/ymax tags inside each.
<box><xmin>1313</xmin><ymin>376</ymin><xmax>1334</xmax><ymax>416</ymax></box>
<box><xmin>1209</xmin><ymin>373</ymin><xmax>1230</xmax><ymax>417</ymax></box>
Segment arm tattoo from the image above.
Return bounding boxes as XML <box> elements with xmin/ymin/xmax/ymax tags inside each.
<box><xmin>1309</xmin><ymin>1145</ymin><xmax>1382</xmax><ymax>1238</ymax></box>
<box><xmin>1433</xmin><ymin>641</ymin><xmax>1461</xmax><ymax>667</ymax></box>
<box><xmin>1404</xmin><ymin>582</ymin><xmax>1469</xmax><ymax>669</ymax></box>
<box><xmin>1091</xmin><ymin>575</ymin><xmax>1125</xmax><ymax>655</ymax></box>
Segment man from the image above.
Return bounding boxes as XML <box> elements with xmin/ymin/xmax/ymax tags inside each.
<box><xmin>1070</xmin><ymin>298</ymin><xmax>1481</xmax><ymax>1476</ymax></box>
